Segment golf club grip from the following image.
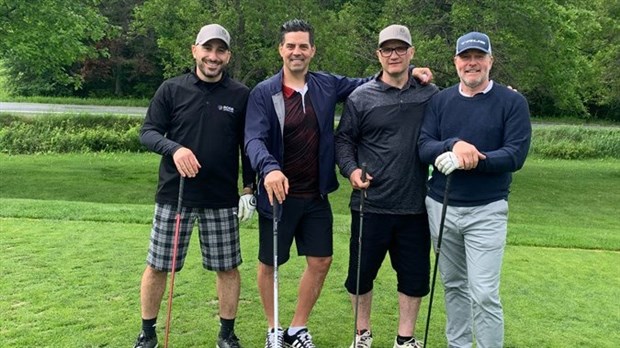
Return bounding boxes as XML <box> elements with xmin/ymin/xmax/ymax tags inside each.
<box><xmin>176</xmin><ymin>176</ymin><xmax>185</xmax><ymax>213</ymax></box>
<box><xmin>442</xmin><ymin>174</ymin><xmax>452</xmax><ymax>209</ymax></box>
<box><xmin>360</xmin><ymin>162</ymin><xmax>367</xmax><ymax>183</ymax></box>
<box><xmin>436</xmin><ymin>174</ymin><xmax>452</xmax><ymax>252</ymax></box>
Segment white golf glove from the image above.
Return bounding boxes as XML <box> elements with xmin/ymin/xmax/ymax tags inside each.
<box><xmin>434</xmin><ymin>151</ymin><xmax>460</xmax><ymax>175</ymax></box>
<box><xmin>238</xmin><ymin>194</ymin><xmax>256</xmax><ymax>222</ymax></box>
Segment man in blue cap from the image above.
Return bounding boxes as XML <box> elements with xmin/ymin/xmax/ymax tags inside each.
<box><xmin>419</xmin><ymin>31</ymin><xmax>531</xmax><ymax>348</ymax></box>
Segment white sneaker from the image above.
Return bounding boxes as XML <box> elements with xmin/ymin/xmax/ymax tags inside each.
<box><xmin>350</xmin><ymin>330</ymin><xmax>373</xmax><ymax>348</ymax></box>
<box><xmin>393</xmin><ymin>337</ymin><xmax>423</xmax><ymax>348</ymax></box>
<box><xmin>264</xmin><ymin>328</ymin><xmax>284</xmax><ymax>348</ymax></box>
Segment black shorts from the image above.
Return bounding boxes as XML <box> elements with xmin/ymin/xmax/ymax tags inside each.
<box><xmin>258</xmin><ymin>196</ymin><xmax>333</xmax><ymax>266</ymax></box>
<box><xmin>345</xmin><ymin>211</ymin><xmax>430</xmax><ymax>297</ymax></box>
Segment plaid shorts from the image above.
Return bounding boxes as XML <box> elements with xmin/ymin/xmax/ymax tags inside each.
<box><xmin>146</xmin><ymin>203</ymin><xmax>241</xmax><ymax>272</ymax></box>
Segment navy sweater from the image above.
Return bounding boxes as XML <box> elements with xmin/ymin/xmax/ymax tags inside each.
<box><xmin>418</xmin><ymin>83</ymin><xmax>531</xmax><ymax>206</ymax></box>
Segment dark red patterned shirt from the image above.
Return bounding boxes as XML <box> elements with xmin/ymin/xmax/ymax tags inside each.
<box><xmin>282</xmin><ymin>84</ymin><xmax>319</xmax><ymax>197</ymax></box>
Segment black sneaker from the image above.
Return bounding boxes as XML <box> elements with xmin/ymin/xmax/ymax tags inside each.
<box><xmin>134</xmin><ymin>331</ymin><xmax>158</xmax><ymax>348</ymax></box>
<box><xmin>283</xmin><ymin>328</ymin><xmax>316</xmax><ymax>348</ymax></box>
<box><xmin>217</xmin><ymin>332</ymin><xmax>243</xmax><ymax>348</ymax></box>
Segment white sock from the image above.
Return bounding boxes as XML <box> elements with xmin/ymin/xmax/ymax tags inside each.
<box><xmin>287</xmin><ymin>326</ymin><xmax>306</xmax><ymax>335</ymax></box>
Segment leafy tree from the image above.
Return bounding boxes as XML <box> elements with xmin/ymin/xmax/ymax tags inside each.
<box><xmin>78</xmin><ymin>0</ymin><xmax>164</xmax><ymax>98</ymax></box>
<box><xmin>0</xmin><ymin>0</ymin><xmax>109</xmax><ymax>95</ymax></box>
<box><xmin>0</xmin><ymin>0</ymin><xmax>617</xmax><ymax>119</ymax></box>
<box><xmin>132</xmin><ymin>0</ymin><xmax>330</xmax><ymax>86</ymax></box>
<box><xmin>581</xmin><ymin>0</ymin><xmax>620</xmax><ymax>120</ymax></box>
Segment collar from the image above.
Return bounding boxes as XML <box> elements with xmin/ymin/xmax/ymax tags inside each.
<box><xmin>459</xmin><ymin>80</ymin><xmax>493</xmax><ymax>97</ymax></box>
<box><xmin>375</xmin><ymin>71</ymin><xmax>414</xmax><ymax>91</ymax></box>
<box><xmin>189</xmin><ymin>68</ymin><xmax>230</xmax><ymax>87</ymax></box>
<box><xmin>282</xmin><ymin>83</ymin><xmax>308</xmax><ymax>99</ymax></box>
<box><xmin>282</xmin><ymin>84</ymin><xmax>296</xmax><ymax>99</ymax></box>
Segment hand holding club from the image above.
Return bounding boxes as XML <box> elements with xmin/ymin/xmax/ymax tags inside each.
<box><xmin>173</xmin><ymin>147</ymin><xmax>201</xmax><ymax>177</ymax></box>
<box><xmin>350</xmin><ymin>167</ymin><xmax>373</xmax><ymax>190</ymax></box>
<box><xmin>435</xmin><ymin>151</ymin><xmax>461</xmax><ymax>175</ymax></box>
<box><xmin>264</xmin><ymin>170</ymin><xmax>289</xmax><ymax>205</ymax></box>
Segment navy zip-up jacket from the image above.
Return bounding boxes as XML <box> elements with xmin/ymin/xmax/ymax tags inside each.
<box><xmin>245</xmin><ymin>69</ymin><xmax>371</xmax><ymax>217</ymax></box>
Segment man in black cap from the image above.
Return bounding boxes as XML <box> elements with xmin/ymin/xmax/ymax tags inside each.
<box><xmin>133</xmin><ymin>23</ymin><xmax>255</xmax><ymax>348</ymax></box>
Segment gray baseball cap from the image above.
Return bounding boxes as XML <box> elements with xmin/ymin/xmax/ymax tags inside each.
<box><xmin>195</xmin><ymin>24</ymin><xmax>231</xmax><ymax>48</ymax></box>
<box><xmin>456</xmin><ymin>31</ymin><xmax>492</xmax><ymax>55</ymax></box>
<box><xmin>378</xmin><ymin>25</ymin><xmax>412</xmax><ymax>47</ymax></box>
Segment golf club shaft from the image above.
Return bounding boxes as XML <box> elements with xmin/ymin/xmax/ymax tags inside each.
<box><xmin>423</xmin><ymin>174</ymin><xmax>452</xmax><ymax>348</ymax></box>
<box><xmin>273</xmin><ymin>201</ymin><xmax>280</xmax><ymax>348</ymax></box>
<box><xmin>353</xmin><ymin>163</ymin><xmax>367</xmax><ymax>346</ymax></box>
<box><xmin>164</xmin><ymin>176</ymin><xmax>185</xmax><ymax>348</ymax></box>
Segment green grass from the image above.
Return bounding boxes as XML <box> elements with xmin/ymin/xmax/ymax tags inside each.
<box><xmin>531</xmin><ymin>116</ymin><xmax>620</xmax><ymax>127</ymax></box>
<box><xmin>508</xmin><ymin>159</ymin><xmax>620</xmax><ymax>249</ymax></box>
<box><xmin>1</xmin><ymin>153</ymin><xmax>619</xmax><ymax>347</ymax></box>
<box><xmin>0</xmin><ymin>153</ymin><xmax>155</xmax><ymax>204</ymax></box>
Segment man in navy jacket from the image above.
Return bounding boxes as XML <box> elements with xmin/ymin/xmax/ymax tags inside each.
<box><xmin>245</xmin><ymin>19</ymin><xmax>432</xmax><ymax>348</ymax></box>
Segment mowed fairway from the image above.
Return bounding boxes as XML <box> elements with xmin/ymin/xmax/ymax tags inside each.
<box><xmin>1</xmin><ymin>153</ymin><xmax>618</xmax><ymax>347</ymax></box>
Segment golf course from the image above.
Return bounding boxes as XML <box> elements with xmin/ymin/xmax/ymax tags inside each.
<box><xmin>1</xmin><ymin>149</ymin><xmax>618</xmax><ymax>347</ymax></box>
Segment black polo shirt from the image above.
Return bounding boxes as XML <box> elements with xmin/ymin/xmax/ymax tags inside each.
<box><xmin>140</xmin><ymin>70</ymin><xmax>254</xmax><ymax>208</ymax></box>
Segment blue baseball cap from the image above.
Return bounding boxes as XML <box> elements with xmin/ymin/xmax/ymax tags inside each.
<box><xmin>455</xmin><ymin>32</ymin><xmax>492</xmax><ymax>55</ymax></box>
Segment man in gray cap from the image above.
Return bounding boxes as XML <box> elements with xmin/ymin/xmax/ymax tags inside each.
<box><xmin>419</xmin><ymin>31</ymin><xmax>531</xmax><ymax>348</ymax></box>
<box><xmin>335</xmin><ymin>24</ymin><xmax>439</xmax><ymax>348</ymax></box>
<box><xmin>133</xmin><ymin>23</ymin><xmax>255</xmax><ymax>348</ymax></box>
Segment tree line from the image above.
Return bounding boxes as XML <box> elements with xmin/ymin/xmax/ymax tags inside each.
<box><xmin>1</xmin><ymin>0</ymin><xmax>618</xmax><ymax>120</ymax></box>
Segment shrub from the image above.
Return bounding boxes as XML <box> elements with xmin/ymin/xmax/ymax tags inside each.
<box><xmin>531</xmin><ymin>125</ymin><xmax>620</xmax><ymax>159</ymax></box>
<box><xmin>0</xmin><ymin>114</ymin><xmax>145</xmax><ymax>154</ymax></box>
<box><xmin>1</xmin><ymin>114</ymin><xmax>619</xmax><ymax>158</ymax></box>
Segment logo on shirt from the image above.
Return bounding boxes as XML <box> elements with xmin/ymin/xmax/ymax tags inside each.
<box><xmin>218</xmin><ymin>105</ymin><xmax>235</xmax><ymax>113</ymax></box>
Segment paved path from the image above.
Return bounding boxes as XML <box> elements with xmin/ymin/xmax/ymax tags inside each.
<box><xmin>1</xmin><ymin>102</ymin><xmax>617</xmax><ymax>128</ymax></box>
<box><xmin>0</xmin><ymin>102</ymin><xmax>147</xmax><ymax>116</ymax></box>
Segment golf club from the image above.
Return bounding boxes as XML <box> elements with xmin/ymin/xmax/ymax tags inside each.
<box><xmin>423</xmin><ymin>174</ymin><xmax>452</xmax><ymax>348</ymax></box>
<box><xmin>164</xmin><ymin>176</ymin><xmax>185</xmax><ymax>348</ymax></box>
<box><xmin>353</xmin><ymin>163</ymin><xmax>368</xmax><ymax>347</ymax></box>
<box><xmin>272</xmin><ymin>201</ymin><xmax>280</xmax><ymax>348</ymax></box>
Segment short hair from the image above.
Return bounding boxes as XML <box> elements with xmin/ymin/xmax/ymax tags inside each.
<box><xmin>279</xmin><ymin>19</ymin><xmax>314</xmax><ymax>46</ymax></box>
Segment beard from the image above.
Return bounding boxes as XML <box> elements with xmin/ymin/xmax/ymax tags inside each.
<box><xmin>459</xmin><ymin>70</ymin><xmax>488</xmax><ymax>90</ymax></box>
<box><xmin>197</xmin><ymin>58</ymin><xmax>226</xmax><ymax>80</ymax></box>
<box><xmin>463</xmin><ymin>76</ymin><xmax>484</xmax><ymax>89</ymax></box>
